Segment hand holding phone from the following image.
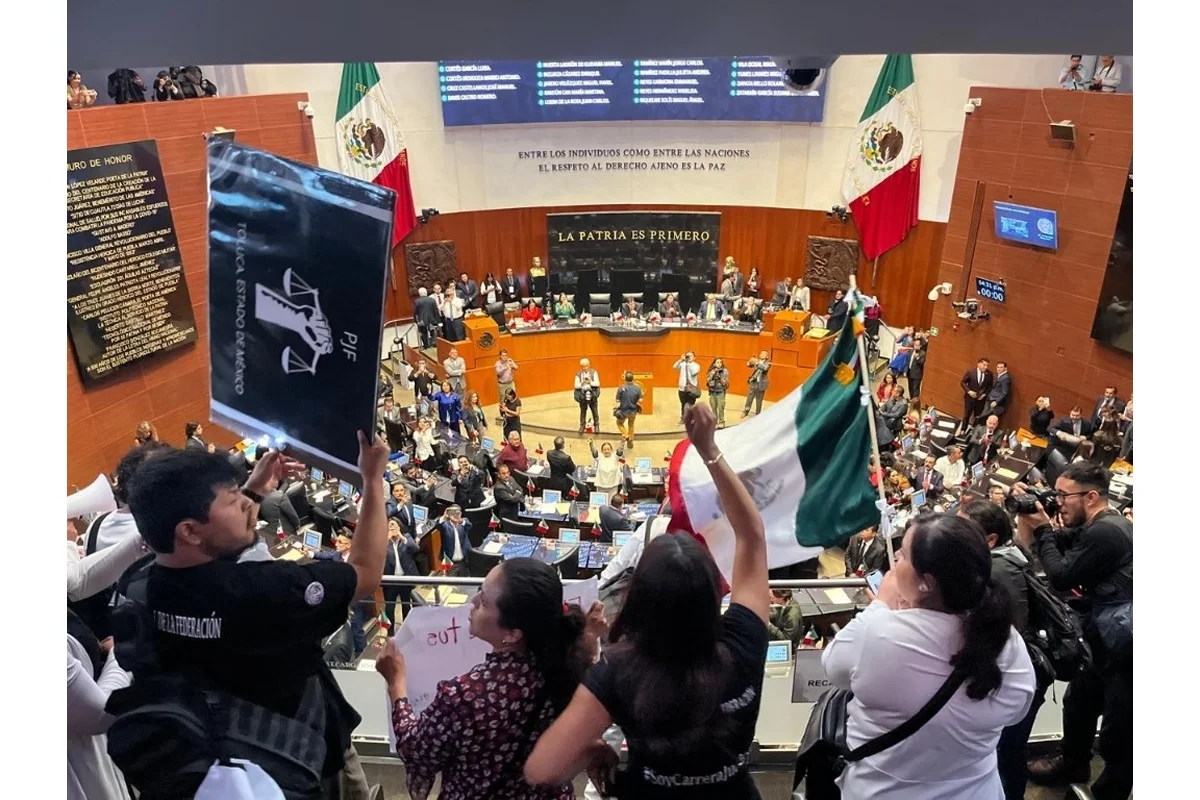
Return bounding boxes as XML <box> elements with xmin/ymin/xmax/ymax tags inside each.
<box><xmin>866</xmin><ymin>569</ymin><xmax>884</xmax><ymax>595</ymax></box>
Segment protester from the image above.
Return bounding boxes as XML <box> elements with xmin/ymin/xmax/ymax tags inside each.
<box><xmin>67</xmin><ymin>630</ymin><xmax>131</xmax><ymax>800</ymax></box>
<box><xmin>526</xmin><ymin>403</ymin><xmax>771</xmax><ymax>799</ymax></box>
<box><xmin>377</xmin><ymin>559</ymin><xmax>605</xmax><ymax>799</ymax></box>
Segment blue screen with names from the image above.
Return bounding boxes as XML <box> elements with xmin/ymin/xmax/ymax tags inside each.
<box><xmin>438</xmin><ymin>58</ymin><xmax>827</xmax><ymax>126</ymax></box>
<box><xmin>993</xmin><ymin>202</ymin><xmax>1058</xmax><ymax>249</ymax></box>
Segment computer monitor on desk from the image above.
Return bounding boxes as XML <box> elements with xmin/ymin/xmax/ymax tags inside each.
<box><xmin>910</xmin><ymin>489</ymin><xmax>926</xmax><ymax>510</ymax></box>
<box><xmin>1007</xmin><ymin>431</ymin><xmax>1018</xmax><ymax>450</ymax></box>
<box><xmin>559</xmin><ymin>528</ymin><xmax>581</xmax><ymax>544</ymax></box>
<box><xmin>635</xmin><ymin>457</ymin><xmax>652</xmax><ymax>474</ymax></box>
<box><xmin>765</xmin><ymin>641</ymin><xmax>793</xmax><ymax>675</ymax></box>
<box><xmin>589</xmin><ymin>491</ymin><xmax>608</xmax><ymax>507</ymax></box>
<box><xmin>412</xmin><ymin>505</ymin><xmax>428</xmax><ymax>524</ymax></box>
<box><xmin>613</xmin><ymin>533</ymin><xmax>631</xmax><ymax>549</ymax></box>
<box><xmin>542</xmin><ymin>489</ymin><xmax>562</xmax><ymax>506</ymax></box>
<box><xmin>901</xmin><ymin>435</ymin><xmax>913</xmax><ymax>452</ymax></box>
<box><xmin>311</xmin><ymin>467</ymin><xmax>324</xmax><ymax>483</ymax></box>
<box><xmin>972</xmin><ymin>462</ymin><xmax>985</xmax><ymax>481</ymax></box>
<box><xmin>337</xmin><ymin>480</ymin><xmax>353</xmax><ymax>499</ymax></box>
<box><xmin>481</xmin><ymin>436</ymin><xmax>495</xmax><ymax>452</ymax></box>
<box><xmin>302</xmin><ymin>530</ymin><xmax>321</xmax><ymax>554</ymax></box>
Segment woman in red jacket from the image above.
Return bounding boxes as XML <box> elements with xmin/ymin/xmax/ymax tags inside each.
<box><xmin>521</xmin><ymin>298</ymin><xmax>543</xmax><ymax>323</ymax></box>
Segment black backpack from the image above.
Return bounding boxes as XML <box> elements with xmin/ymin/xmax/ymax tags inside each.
<box><xmin>1001</xmin><ymin>552</ymin><xmax>1093</xmax><ymax>682</ymax></box>
<box><xmin>105</xmin><ymin>562</ymin><xmax>328</xmax><ymax>799</ymax></box>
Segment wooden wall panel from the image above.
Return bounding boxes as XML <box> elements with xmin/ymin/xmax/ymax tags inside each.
<box><xmin>390</xmin><ymin>205</ymin><xmax>946</xmax><ymax>330</ymax></box>
<box><xmin>921</xmin><ymin>88</ymin><xmax>1133</xmax><ymax>426</ymax></box>
<box><xmin>66</xmin><ymin>95</ymin><xmax>317</xmax><ymax>489</ymax></box>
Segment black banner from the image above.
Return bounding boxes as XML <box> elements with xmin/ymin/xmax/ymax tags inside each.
<box><xmin>207</xmin><ymin>141</ymin><xmax>395</xmax><ymax>482</ymax></box>
<box><xmin>546</xmin><ymin>211</ymin><xmax>720</xmax><ymax>313</ymax></box>
<box><xmin>67</xmin><ymin>140</ymin><xmax>197</xmax><ymax>384</ymax></box>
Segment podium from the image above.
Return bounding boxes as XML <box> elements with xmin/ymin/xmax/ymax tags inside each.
<box><xmin>461</xmin><ymin>315</ymin><xmax>501</xmax><ymax>367</ymax></box>
<box><xmin>630</xmin><ymin>371</ymin><xmax>654</xmax><ymax>415</ymax></box>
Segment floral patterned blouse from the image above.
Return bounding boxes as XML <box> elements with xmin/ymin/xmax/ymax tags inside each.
<box><xmin>391</xmin><ymin>650</ymin><xmax>573</xmax><ymax>800</ymax></box>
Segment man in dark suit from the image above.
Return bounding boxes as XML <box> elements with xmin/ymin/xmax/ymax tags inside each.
<box><xmin>547</xmin><ymin>437</ymin><xmax>577</xmax><ymax>494</ymax></box>
<box><xmin>844</xmin><ymin>528</ymin><xmax>888</xmax><ymax>577</ymax></box>
<box><xmin>982</xmin><ymin>360</ymin><xmax>1012</xmax><ymax>420</ymax></box>
<box><xmin>967</xmin><ymin>414</ymin><xmax>1003</xmax><ymax>466</ymax></box>
<box><xmin>491</xmin><ymin>464</ymin><xmax>525</xmax><ymax>521</ymax></box>
<box><xmin>826</xmin><ymin>289</ymin><xmax>849</xmax><ymax>331</ymax></box>
<box><xmin>258</xmin><ymin>487</ymin><xmax>301</xmax><ymax>536</ymax></box>
<box><xmin>1051</xmin><ymin>406</ymin><xmax>1095</xmax><ymax>456</ymax></box>
<box><xmin>1091</xmin><ymin>385</ymin><xmax>1125</xmax><ymax>427</ymax></box>
<box><xmin>382</xmin><ymin>516</ymin><xmax>420</xmax><ymax>633</ymax></box>
<box><xmin>437</xmin><ymin>505</ymin><xmax>472</xmax><ymax>576</ymax></box>
<box><xmin>400</xmin><ymin>463</ymin><xmax>438</xmax><ymax>509</ymax></box>
<box><xmin>451</xmin><ymin>456</ymin><xmax>485</xmax><ymax>510</ymax></box>
<box><xmin>501</xmin><ymin>268</ymin><xmax>523</xmax><ymax>304</ymax></box>
<box><xmin>697</xmin><ymin>293</ymin><xmax>725</xmax><ymax>321</ymax></box>
<box><xmin>596</xmin><ymin>494</ymin><xmax>634</xmax><ymax>542</ymax></box>
<box><xmin>184</xmin><ymin>421</ymin><xmax>211</xmax><ymax>452</ymax></box>
<box><xmin>911</xmin><ymin>454</ymin><xmax>946</xmax><ymax>497</ymax></box>
<box><xmin>413</xmin><ymin>287</ymin><xmax>441</xmax><ymax>349</ymax></box>
<box><xmin>771</xmin><ymin>278</ymin><xmax>793</xmax><ymax>308</ymax></box>
<box><xmin>959</xmin><ymin>357</ymin><xmax>994</xmax><ymax>432</ymax></box>
<box><xmin>456</xmin><ymin>271</ymin><xmax>479</xmax><ymax>309</ymax></box>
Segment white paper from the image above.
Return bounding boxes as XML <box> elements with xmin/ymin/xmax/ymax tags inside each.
<box><xmin>482</xmin><ymin>540</ymin><xmax>504</xmax><ymax>554</ymax></box>
<box><xmin>822</xmin><ymin>588</ymin><xmax>851</xmax><ymax>605</ymax></box>
<box><xmin>563</xmin><ymin>576</ymin><xmax>599</xmax><ymax>611</ymax></box>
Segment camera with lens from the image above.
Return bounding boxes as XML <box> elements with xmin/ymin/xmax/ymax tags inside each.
<box><xmin>1005</xmin><ymin>488</ymin><xmax>1059</xmax><ymax>517</ymax></box>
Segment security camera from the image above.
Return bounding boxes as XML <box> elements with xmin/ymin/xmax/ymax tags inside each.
<box><xmin>926</xmin><ymin>282</ymin><xmax>953</xmax><ymax>301</ymax></box>
<box><xmin>951</xmin><ymin>298</ymin><xmax>990</xmax><ymax>322</ymax></box>
<box><xmin>963</xmin><ymin>102</ymin><xmax>975</xmax><ymax>115</ymax></box>
<box><xmin>297</xmin><ymin>100</ymin><xmax>315</xmax><ymax>118</ymax></box>
<box><xmin>772</xmin><ymin>56</ymin><xmax>838</xmax><ymax>93</ymax></box>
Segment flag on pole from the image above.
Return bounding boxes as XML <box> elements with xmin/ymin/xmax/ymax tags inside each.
<box><xmin>841</xmin><ymin>55</ymin><xmax>922</xmax><ymax>261</ymax></box>
<box><xmin>335</xmin><ymin>62</ymin><xmax>419</xmax><ymax>247</ymax></box>
<box><xmin>666</xmin><ymin>292</ymin><xmax>878</xmax><ymax>581</ymax></box>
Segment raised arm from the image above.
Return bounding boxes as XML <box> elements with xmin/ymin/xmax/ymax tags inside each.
<box><xmin>67</xmin><ymin>532</ymin><xmax>145</xmax><ymax>602</ymax></box>
<box><xmin>346</xmin><ymin>432</ymin><xmax>392</xmax><ymax>599</ymax></box>
<box><xmin>685</xmin><ymin>404</ymin><xmax>769</xmax><ymax>622</ymax></box>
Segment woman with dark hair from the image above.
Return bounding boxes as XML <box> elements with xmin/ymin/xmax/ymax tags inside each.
<box><xmin>376</xmin><ymin>558</ymin><xmax>604</xmax><ymax>800</ymax></box>
<box><xmin>481</xmin><ymin>271</ymin><xmax>502</xmax><ymax>306</ymax></box>
<box><xmin>431</xmin><ymin>379</ymin><xmax>463</xmax><ymax>435</ymax></box>
<box><xmin>526</xmin><ymin>403</ymin><xmax>770</xmax><ymax>798</ymax></box>
<box><xmin>822</xmin><ymin>513</ymin><xmax>1035</xmax><ymax>798</ymax></box>
<box><xmin>501</xmin><ymin>387</ymin><xmax>523</xmax><ymax>437</ymax></box>
<box><xmin>67</xmin><ymin>70</ymin><xmax>98</xmax><ymax>109</ymax></box>
<box><xmin>461</xmin><ymin>390</ymin><xmax>488</xmax><ymax>442</ymax></box>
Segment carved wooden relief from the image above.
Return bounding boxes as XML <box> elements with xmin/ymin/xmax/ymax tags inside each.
<box><xmin>403</xmin><ymin>240</ymin><xmax>457</xmax><ymax>296</ymax></box>
<box><xmin>804</xmin><ymin>236</ymin><xmax>860</xmax><ymax>291</ymax></box>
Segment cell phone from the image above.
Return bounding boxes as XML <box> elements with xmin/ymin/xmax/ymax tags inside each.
<box><xmin>866</xmin><ymin>570</ymin><xmax>884</xmax><ymax>594</ymax></box>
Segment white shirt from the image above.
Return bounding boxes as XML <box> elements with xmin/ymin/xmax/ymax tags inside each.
<box><xmin>67</xmin><ymin>635</ymin><xmax>133</xmax><ymax>800</ymax></box>
<box><xmin>574</xmin><ymin>369</ymin><xmax>600</xmax><ymax>390</ymax></box>
<box><xmin>673</xmin><ymin>359</ymin><xmax>700</xmax><ymax>391</ymax></box>
<box><xmin>791</xmin><ymin>285</ymin><xmax>811</xmax><ymax>311</ymax></box>
<box><xmin>1058</xmin><ymin>65</ymin><xmax>1087</xmax><ymax>90</ymax></box>
<box><xmin>823</xmin><ymin>602</ymin><xmax>1034</xmax><ymax>800</ymax></box>
<box><xmin>594</xmin><ymin>453</ymin><xmax>623</xmax><ymax>490</ymax></box>
<box><xmin>449</xmin><ymin>523</ymin><xmax>465</xmax><ymax>561</ymax></box>
<box><xmin>1092</xmin><ymin>61</ymin><xmax>1122</xmax><ymax>92</ymax></box>
<box><xmin>414</xmin><ymin>428</ymin><xmax>437</xmax><ymax>461</ymax></box>
<box><xmin>66</xmin><ymin>533</ymin><xmax>145</xmax><ymax>603</ymax></box>
<box><xmin>91</xmin><ymin>509</ymin><xmax>140</xmax><ymax>552</ymax></box>
<box><xmin>933</xmin><ymin>455</ymin><xmax>965</xmax><ymax>487</ymax></box>
<box><xmin>443</xmin><ymin>296</ymin><xmax>465</xmax><ymax>320</ymax></box>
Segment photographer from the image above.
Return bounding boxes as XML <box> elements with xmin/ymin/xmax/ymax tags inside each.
<box><xmin>1011</xmin><ymin>462</ymin><xmax>1132</xmax><ymax>800</ymax></box>
<box><xmin>153</xmin><ymin>70</ymin><xmax>182</xmax><ymax>101</ymax></box>
<box><xmin>574</xmin><ymin>358</ymin><xmax>601</xmax><ymax>434</ymax></box>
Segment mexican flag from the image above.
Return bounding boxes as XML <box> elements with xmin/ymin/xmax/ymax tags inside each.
<box><xmin>667</xmin><ymin>291</ymin><xmax>878</xmax><ymax>580</ymax></box>
<box><xmin>842</xmin><ymin>55</ymin><xmax>922</xmax><ymax>261</ymax></box>
<box><xmin>335</xmin><ymin>63</ymin><xmax>418</xmax><ymax>247</ymax></box>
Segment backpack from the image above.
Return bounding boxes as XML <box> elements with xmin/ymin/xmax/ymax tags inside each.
<box><xmin>105</xmin><ymin>562</ymin><xmax>328</xmax><ymax>799</ymax></box>
<box><xmin>1000</xmin><ymin>552</ymin><xmax>1092</xmax><ymax>682</ymax></box>
<box><xmin>67</xmin><ymin>513</ymin><xmax>116</xmax><ymax>639</ymax></box>
<box><xmin>106</xmin><ymin>68</ymin><xmax>146</xmax><ymax>104</ymax></box>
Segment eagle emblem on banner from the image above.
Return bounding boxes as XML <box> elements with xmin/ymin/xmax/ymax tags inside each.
<box><xmin>858</xmin><ymin>122</ymin><xmax>904</xmax><ymax>173</ymax></box>
<box><xmin>341</xmin><ymin>119</ymin><xmax>387</xmax><ymax>169</ymax></box>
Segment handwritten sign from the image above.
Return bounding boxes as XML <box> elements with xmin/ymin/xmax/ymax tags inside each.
<box><xmin>790</xmin><ymin>648</ymin><xmax>832</xmax><ymax>703</ymax></box>
<box><xmin>392</xmin><ymin>578</ymin><xmax>600</xmax><ymax>725</ymax></box>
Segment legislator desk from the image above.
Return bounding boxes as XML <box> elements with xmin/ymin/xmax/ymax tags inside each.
<box><xmin>412</xmin><ymin>316</ymin><xmax>834</xmax><ymax>407</ymax></box>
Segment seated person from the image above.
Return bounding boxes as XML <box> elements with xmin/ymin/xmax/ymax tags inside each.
<box><xmin>767</xmin><ymin>589</ymin><xmax>804</xmax><ymax>648</ymax></box>
<box><xmin>697</xmin><ymin>293</ymin><xmax>725</xmax><ymax>321</ymax></box>
<box><xmin>911</xmin><ymin>454</ymin><xmax>945</xmax><ymax>496</ymax></box>
<box><xmin>934</xmin><ymin>445</ymin><xmax>966</xmax><ymax>487</ymax></box>
<box><xmin>966</xmin><ymin>414</ymin><xmax>1003</xmax><ymax>465</ymax></box>
<box><xmin>495</xmin><ymin>430</ymin><xmax>530</xmax><ymax>474</ymax></box>
<box><xmin>596</xmin><ymin>494</ymin><xmax>634</xmax><ymax>541</ymax></box>
<box><xmin>451</xmin><ymin>455</ymin><xmax>485</xmax><ymax>509</ymax></box>
<box><xmin>258</xmin><ymin>486</ymin><xmax>301</xmax><ymax>536</ymax></box>
<box><xmin>658</xmin><ymin>293</ymin><xmax>683</xmax><ymax>319</ymax></box>
<box><xmin>844</xmin><ymin>527</ymin><xmax>888</xmax><ymax>576</ymax></box>
<box><xmin>490</xmin><ymin>464</ymin><xmax>526</xmax><ymax>521</ymax></box>
<box><xmin>618</xmin><ymin>296</ymin><xmax>642</xmax><ymax>320</ymax></box>
<box><xmin>553</xmin><ymin>293</ymin><xmax>576</xmax><ymax>320</ymax></box>
<box><xmin>520</xmin><ymin>298</ymin><xmax>543</xmax><ymax>323</ymax></box>
<box><xmin>435</xmin><ymin>505</ymin><xmax>472</xmax><ymax>576</ymax></box>
<box><xmin>1049</xmin><ymin>406</ymin><xmax>1093</xmax><ymax>455</ymax></box>
<box><xmin>733</xmin><ymin>297</ymin><xmax>761</xmax><ymax>324</ymax></box>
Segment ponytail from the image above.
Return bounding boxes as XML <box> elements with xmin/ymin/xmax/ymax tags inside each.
<box><xmin>535</xmin><ymin>604</ymin><xmax>589</xmax><ymax>712</ymax></box>
<box><xmin>951</xmin><ymin>578</ymin><xmax>1014</xmax><ymax>700</ymax></box>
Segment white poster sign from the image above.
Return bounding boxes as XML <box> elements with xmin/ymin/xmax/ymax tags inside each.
<box><xmin>791</xmin><ymin>648</ymin><xmax>833</xmax><ymax>703</ymax></box>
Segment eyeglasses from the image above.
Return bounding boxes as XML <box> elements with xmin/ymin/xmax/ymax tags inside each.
<box><xmin>1053</xmin><ymin>490</ymin><xmax>1094</xmax><ymax>500</ymax></box>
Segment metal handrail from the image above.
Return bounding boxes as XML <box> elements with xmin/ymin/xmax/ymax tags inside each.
<box><xmin>377</xmin><ymin>575</ymin><xmax>869</xmax><ymax>589</ymax></box>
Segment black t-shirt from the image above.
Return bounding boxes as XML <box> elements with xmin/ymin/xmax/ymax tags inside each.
<box><xmin>584</xmin><ymin>603</ymin><xmax>767</xmax><ymax>799</ymax></box>
<box><xmin>147</xmin><ymin>559</ymin><xmax>360</xmax><ymax>775</ymax></box>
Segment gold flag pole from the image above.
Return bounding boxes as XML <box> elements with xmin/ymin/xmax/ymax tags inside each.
<box><xmin>848</xmin><ymin>274</ymin><xmax>895</xmax><ymax>566</ymax></box>
<box><xmin>870</xmin><ymin>255</ymin><xmax>880</xmax><ymax>287</ymax></box>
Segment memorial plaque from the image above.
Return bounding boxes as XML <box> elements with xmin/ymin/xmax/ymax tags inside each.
<box><xmin>67</xmin><ymin>140</ymin><xmax>197</xmax><ymax>384</ymax></box>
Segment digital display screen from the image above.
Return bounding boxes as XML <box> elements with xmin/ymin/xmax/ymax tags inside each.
<box><xmin>635</xmin><ymin>457</ymin><xmax>652</xmax><ymax>472</ymax></box>
<box><xmin>589</xmin><ymin>492</ymin><xmax>609</xmax><ymax>507</ymax></box>
<box><xmin>542</xmin><ymin>490</ymin><xmax>562</xmax><ymax>505</ymax></box>
<box><xmin>302</xmin><ymin>530</ymin><xmax>321</xmax><ymax>550</ymax></box>
<box><xmin>311</xmin><ymin>467</ymin><xmax>324</xmax><ymax>482</ymax></box>
<box><xmin>412</xmin><ymin>505</ymin><xmax>428</xmax><ymax>522</ymax></box>
<box><xmin>910</xmin><ymin>490</ymin><xmax>926</xmax><ymax>508</ymax></box>
<box><xmin>438</xmin><ymin>57</ymin><xmax>827</xmax><ymax>126</ymax></box>
<box><xmin>902</xmin><ymin>436</ymin><xmax>913</xmax><ymax>451</ymax></box>
<box><xmin>766</xmin><ymin>642</ymin><xmax>792</xmax><ymax>663</ymax></box>
<box><xmin>559</xmin><ymin>528</ymin><xmax>581</xmax><ymax>543</ymax></box>
<box><xmin>482</xmin><ymin>437</ymin><xmax>495</xmax><ymax>451</ymax></box>
<box><xmin>973</xmin><ymin>462</ymin><xmax>985</xmax><ymax>479</ymax></box>
<box><xmin>613</xmin><ymin>533</ymin><xmax>631</xmax><ymax>548</ymax></box>
<box><xmin>338</xmin><ymin>481</ymin><xmax>353</xmax><ymax>498</ymax></box>
<box><xmin>975</xmin><ymin>277</ymin><xmax>1006</xmax><ymax>303</ymax></box>
<box><xmin>994</xmin><ymin>202</ymin><xmax>1058</xmax><ymax>249</ymax></box>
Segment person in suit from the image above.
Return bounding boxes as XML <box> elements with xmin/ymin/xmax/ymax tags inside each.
<box><xmin>596</xmin><ymin>494</ymin><xmax>634</xmax><ymax>541</ymax></box>
<box><xmin>258</xmin><ymin>487</ymin><xmax>301</xmax><ymax>536</ymax></box>
<box><xmin>436</xmin><ymin>505</ymin><xmax>472</xmax><ymax>576</ymax></box>
<box><xmin>720</xmin><ymin>268</ymin><xmax>744</xmax><ymax>300</ymax></box>
<box><xmin>183</xmin><ymin>421</ymin><xmax>212</xmax><ymax>452</ymax></box>
<box><xmin>744</xmin><ymin>350</ymin><xmax>771</xmax><ymax>417</ymax></box>
<box><xmin>386</xmin><ymin>482</ymin><xmax>409</xmax><ymax>520</ymax></box>
<box><xmin>771</xmin><ymin>277</ymin><xmax>793</xmax><ymax>308</ymax></box>
<box><xmin>501</xmin><ymin>267</ymin><xmax>523</xmax><ymax>305</ymax></box>
<box><xmin>658</xmin><ymin>293</ymin><xmax>683</xmax><ymax>319</ymax></box>
<box><xmin>456</xmin><ymin>271</ymin><xmax>479</xmax><ymax>309</ymax></box>
<box><xmin>982</xmin><ymin>361</ymin><xmax>1013</xmax><ymax>420</ymax></box>
<box><xmin>410</xmin><ymin>360</ymin><xmax>436</xmax><ymax>404</ymax></box>
<box><xmin>880</xmin><ymin>385</ymin><xmax>909</xmax><ymax>434</ymax></box>
<box><xmin>547</xmin><ymin>437</ymin><xmax>577</xmax><ymax>494</ymax></box>
<box><xmin>413</xmin><ymin>287</ymin><xmax>441</xmax><ymax>349</ymax></box>
<box><xmin>911</xmin><ymin>454</ymin><xmax>946</xmax><ymax>497</ymax></box>
<box><xmin>844</xmin><ymin>527</ymin><xmax>888</xmax><ymax>576</ymax></box>
<box><xmin>1050</xmin><ymin>406</ymin><xmax>1094</xmax><ymax>456</ymax></box>
<box><xmin>441</xmin><ymin>285</ymin><xmax>466</xmax><ymax>342</ymax></box>
<box><xmin>697</xmin><ymin>293</ymin><xmax>725</xmax><ymax>321</ymax></box>
<box><xmin>382</xmin><ymin>517</ymin><xmax>419</xmax><ymax>633</ymax></box>
<box><xmin>400</xmin><ymin>463</ymin><xmax>438</xmax><ymax>510</ymax></box>
<box><xmin>959</xmin><ymin>357</ymin><xmax>994</xmax><ymax>433</ymax></box>
<box><xmin>491</xmin><ymin>464</ymin><xmax>525</xmax><ymax>521</ymax></box>
<box><xmin>826</xmin><ymin>288</ymin><xmax>849</xmax><ymax>331</ymax></box>
<box><xmin>967</xmin><ymin>414</ymin><xmax>1003</xmax><ymax>466</ymax></box>
<box><xmin>906</xmin><ymin>337</ymin><xmax>927</xmax><ymax>399</ymax></box>
<box><xmin>1091</xmin><ymin>385</ymin><xmax>1125</xmax><ymax>428</ymax></box>
<box><xmin>451</xmin><ymin>455</ymin><xmax>485</xmax><ymax>510</ymax></box>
